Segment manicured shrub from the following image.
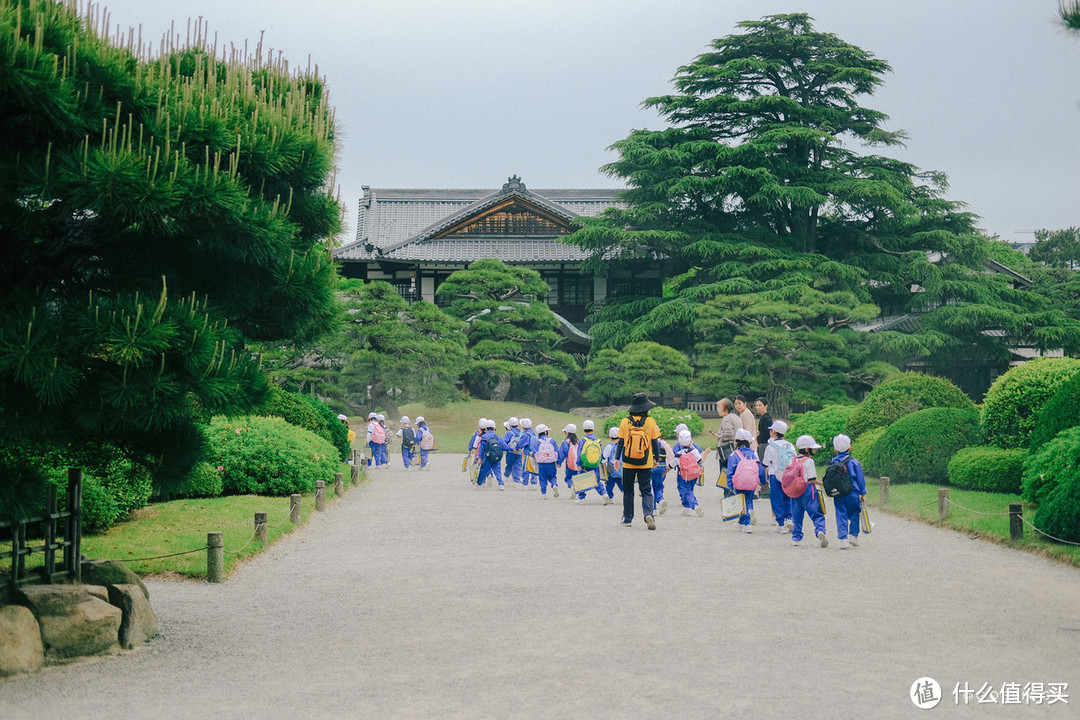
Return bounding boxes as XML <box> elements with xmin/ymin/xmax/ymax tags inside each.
<box><xmin>256</xmin><ymin>386</ymin><xmax>351</xmax><ymax>460</ymax></box>
<box><xmin>947</xmin><ymin>446</ymin><xmax>1027</xmax><ymax>494</ymax></box>
<box><xmin>602</xmin><ymin>407</ymin><xmax>704</xmax><ymax>439</ymax></box>
<box><xmin>1021</xmin><ymin>426</ymin><xmax>1080</xmax><ymax>506</ymax></box>
<box><xmin>299</xmin><ymin>394</ymin><xmax>351</xmax><ymax>460</ymax></box>
<box><xmin>173</xmin><ymin>461</ymin><xmax>225</xmax><ymax>498</ymax></box>
<box><xmin>866</xmin><ymin>407</ymin><xmax>981</xmax><ymax>484</ymax></box>
<box><xmin>205</xmin><ymin>415</ymin><xmax>340</xmax><ymax>496</ymax></box>
<box><xmin>789</xmin><ymin>405</ymin><xmax>855</xmax><ymax>447</ymax></box>
<box><xmin>851</xmin><ymin>426</ymin><xmax>888</xmax><ymax>474</ymax></box>
<box><xmin>845</xmin><ymin>372</ymin><xmax>975</xmax><ymax>438</ymax></box>
<box><xmin>1034</xmin><ymin>470</ymin><xmax>1080</xmax><ymax>544</ymax></box>
<box><xmin>982</xmin><ymin>357</ymin><xmax>1080</xmax><ymax>449</ymax></box>
<box><xmin>1028</xmin><ymin>371</ymin><xmax>1080</xmax><ymax>451</ymax></box>
<box><xmin>78</xmin><ymin>474</ymin><xmax>121</xmax><ymax>533</ymax></box>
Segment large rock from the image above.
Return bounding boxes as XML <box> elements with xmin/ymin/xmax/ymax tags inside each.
<box><xmin>19</xmin><ymin>586</ymin><xmax>120</xmax><ymax>658</ymax></box>
<box><xmin>0</xmin><ymin>605</ymin><xmax>44</xmax><ymax>676</ymax></box>
<box><xmin>82</xmin><ymin>559</ymin><xmax>150</xmax><ymax>600</ymax></box>
<box><xmin>107</xmin><ymin>584</ymin><xmax>159</xmax><ymax>649</ymax></box>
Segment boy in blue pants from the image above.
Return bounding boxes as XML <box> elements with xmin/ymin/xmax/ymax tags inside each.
<box><xmin>503</xmin><ymin>417</ymin><xmax>523</xmax><ymax>485</ymax></box>
<box><xmin>573</xmin><ymin>420</ymin><xmax>607</xmax><ymax>503</ymax></box>
<box><xmin>476</xmin><ymin>420</ymin><xmax>506</xmax><ymax>489</ymax></box>
<box><xmin>414</xmin><ymin>417</ymin><xmax>433</xmax><ymax>469</ymax></box>
<box><xmin>533</xmin><ymin>424</ymin><xmax>560</xmax><ymax>497</ymax></box>
<box><xmin>829</xmin><ymin>434</ymin><xmax>866</xmax><ymax>549</ymax></box>
<box><xmin>761</xmin><ymin>420</ymin><xmax>796</xmax><ymax>533</ymax></box>
<box><xmin>601</xmin><ymin>426</ymin><xmax>622</xmax><ymax>505</ymax></box>
<box><xmin>396</xmin><ymin>416</ymin><xmax>416</xmax><ymax>470</ymax></box>
<box><xmin>791</xmin><ymin>435</ymin><xmax>829</xmax><ymax>548</ymax></box>
<box><xmin>651</xmin><ymin>437</ymin><xmax>673</xmax><ymax>515</ymax></box>
<box><xmin>672</xmin><ymin>430</ymin><xmax>707</xmax><ymax>517</ymax></box>
<box><xmin>520</xmin><ymin>418</ymin><xmax>538</xmax><ymax>489</ymax></box>
<box><xmin>727</xmin><ymin>428</ymin><xmax>765</xmax><ymax>531</ymax></box>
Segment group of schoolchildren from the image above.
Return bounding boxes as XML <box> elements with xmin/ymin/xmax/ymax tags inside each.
<box><xmin>463</xmin><ymin>409</ymin><xmax>869</xmax><ymax>548</ymax></box>
<box><xmin>364</xmin><ymin>413</ymin><xmax>436</xmax><ymax>471</ymax></box>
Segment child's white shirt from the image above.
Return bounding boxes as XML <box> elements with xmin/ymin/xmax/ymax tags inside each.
<box><xmin>802</xmin><ymin>455</ymin><xmax>817</xmax><ymax>480</ymax></box>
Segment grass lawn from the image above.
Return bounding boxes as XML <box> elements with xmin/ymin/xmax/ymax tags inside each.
<box><xmin>867</xmin><ymin>477</ymin><xmax>1080</xmax><ymax>568</ymax></box>
<box><xmin>79</xmin><ymin>464</ymin><xmax>363</xmax><ymax>579</ymax></box>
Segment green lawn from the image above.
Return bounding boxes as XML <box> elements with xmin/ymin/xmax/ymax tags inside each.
<box><xmin>868</xmin><ymin>478</ymin><xmax>1080</xmax><ymax>567</ymax></box>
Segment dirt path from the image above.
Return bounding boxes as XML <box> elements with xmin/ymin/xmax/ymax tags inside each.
<box><xmin>2</xmin><ymin>452</ymin><xmax>1078</xmax><ymax>718</ymax></box>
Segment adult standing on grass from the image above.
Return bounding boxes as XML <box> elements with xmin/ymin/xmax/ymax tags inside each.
<box><xmin>617</xmin><ymin>392</ymin><xmax>662</xmax><ymax>530</ymax></box>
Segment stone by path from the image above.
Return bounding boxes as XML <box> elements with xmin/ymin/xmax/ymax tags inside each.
<box><xmin>1</xmin><ymin>452</ymin><xmax>1078</xmax><ymax>718</ymax></box>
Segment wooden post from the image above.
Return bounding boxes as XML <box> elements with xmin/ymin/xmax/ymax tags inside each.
<box><xmin>207</xmin><ymin>532</ymin><xmax>224</xmax><ymax>583</ymax></box>
<box><xmin>315</xmin><ymin>480</ymin><xmax>326</xmax><ymax>512</ymax></box>
<box><xmin>879</xmin><ymin>477</ymin><xmax>890</xmax><ymax>507</ymax></box>
<box><xmin>44</xmin><ymin>484</ymin><xmax>57</xmax><ymax>583</ymax></box>
<box><xmin>67</xmin><ymin>468</ymin><xmax>82</xmax><ymax>582</ymax></box>
<box><xmin>938</xmin><ymin>488</ymin><xmax>949</xmax><ymax>521</ymax></box>
<box><xmin>1009</xmin><ymin>504</ymin><xmax>1023</xmax><ymax>542</ymax></box>
<box><xmin>351</xmin><ymin>462</ymin><xmax>359</xmax><ymax>485</ymax></box>
<box><xmin>254</xmin><ymin>512</ymin><xmax>267</xmax><ymax>544</ymax></box>
<box><xmin>335</xmin><ymin>472</ymin><xmax>344</xmax><ymax>497</ymax></box>
<box><xmin>290</xmin><ymin>494</ymin><xmax>302</xmax><ymax>524</ymax></box>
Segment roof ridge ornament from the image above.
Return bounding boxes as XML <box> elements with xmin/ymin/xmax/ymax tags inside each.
<box><xmin>502</xmin><ymin>175</ymin><xmax>525</xmax><ymax>191</ymax></box>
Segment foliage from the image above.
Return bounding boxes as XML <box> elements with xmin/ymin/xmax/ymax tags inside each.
<box><xmin>981</xmin><ymin>358</ymin><xmax>1080</xmax><ymax>449</ymax></box>
<box><xmin>436</xmin><ymin>259</ymin><xmax>578</xmax><ymax>405</ymax></box>
<box><xmin>172</xmin><ymin>461</ymin><xmax>226</xmax><ymax>499</ymax></box>
<box><xmin>255</xmin><ymin>385</ymin><xmax>349</xmax><ymax>460</ymax></box>
<box><xmin>203</xmin><ymin>416</ymin><xmax>339</xmax><ymax>496</ymax></box>
<box><xmin>0</xmin><ymin>1</ymin><xmax>343</xmax><ymax>501</ymax></box>
<box><xmin>947</xmin><ymin>446</ymin><xmax>1026</xmax><ymax>494</ymax></box>
<box><xmin>1029</xmin><ymin>227</ymin><xmax>1080</xmax><ymax>269</ymax></box>
<box><xmin>851</xmin><ymin>426</ymin><xmax>888</xmax><ymax>470</ymax></box>
<box><xmin>601</xmin><ymin>407</ymin><xmax>703</xmax><ymax>440</ymax></box>
<box><xmin>1021</xmin><ymin>426</ymin><xmax>1080</xmax><ymax>506</ymax></box>
<box><xmin>845</xmin><ymin>372</ymin><xmax>975</xmax><ymax>438</ymax></box>
<box><xmin>76</xmin><ymin>474</ymin><xmax>121</xmax><ymax>534</ymax></box>
<box><xmin>299</xmin><ymin>394</ymin><xmax>351</xmax><ymax>460</ymax></box>
<box><xmin>1034</xmin><ymin>470</ymin><xmax>1080</xmax><ymax>544</ymax></box>
<box><xmin>1028</xmin><ymin>371</ymin><xmax>1080</xmax><ymax>451</ymax></box>
<box><xmin>788</xmin><ymin>405</ymin><xmax>856</xmax><ymax>447</ymax></box>
<box><xmin>1065</xmin><ymin>1</ymin><xmax>1080</xmax><ymax>31</ymax></box>
<box><xmin>866</xmin><ymin>407</ymin><xmax>981</xmax><ymax>484</ymax></box>
<box><xmin>583</xmin><ymin>342</ymin><xmax>692</xmax><ymax>404</ymax></box>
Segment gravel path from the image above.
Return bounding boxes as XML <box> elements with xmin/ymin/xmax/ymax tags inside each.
<box><xmin>2</xmin><ymin>452</ymin><xmax>1079</xmax><ymax>718</ymax></box>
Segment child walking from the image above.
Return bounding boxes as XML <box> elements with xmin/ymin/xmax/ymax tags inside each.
<box><xmin>601</xmin><ymin>426</ymin><xmax>622</xmax><ymax>505</ymax></box>
<box><xmin>761</xmin><ymin>420</ymin><xmax>796</xmax><ymax>533</ymax></box>
<box><xmin>533</xmin><ymin>424</ymin><xmax>560</xmax><ymax>497</ymax></box>
<box><xmin>559</xmin><ymin>424</ymin><xmax>580</xmax><ymax>498</ymax></box>
<box><xmin>829</xmin><ymin>434</ymin><xmax>866</xmax><ymax>549</ymax></box>
<box><xmin>672</xmin><ymin>430</ymin><xmax>707</xmax><ymax>516</ymax></box>
<box><xmin>476</xmin><ymin>420</ymin><xmax>506</xmax><ymax>489</ymax></box>
<box><xmin>727</xmin><ymin>428</ymin><xmax>765</xmax><ymax>532</ymax></box>
<box><xmin>788</xmin><ymin>435</ymin><xmax>829</xmax><ymax>548</ymax></box>
<box><xmin>396</xmin><ymin>416</ymin><xmax>417</xmax><ymax>470</ymax></box>
<box><xmin>503</xmin><ymin>417</ymin><xmax>523</xmax><ymax>486</ymax></box>
<box><xmin>415</xmin><ymin>416</ymin><xmax>434</xmax><ymax>469</ymax></box>
<box><xmin>651</xmin><ymin>435</ymin><xmax>673</xmax><ymax>515</ymax></box>
<box><xmin>520</xmin><ymin>418</ymin><xmax>539</xmax><ymax>490</ymax></box>
<box><xmin>573</xmin><ymin>420</ymin><xmax>607</xmax><ymax>503</ymax></box>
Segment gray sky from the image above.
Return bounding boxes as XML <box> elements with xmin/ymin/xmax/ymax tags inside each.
<box><xmin>97</xmin><ymin>1</ymin><xmax>1080</xmax><ymax>245</ymax></box>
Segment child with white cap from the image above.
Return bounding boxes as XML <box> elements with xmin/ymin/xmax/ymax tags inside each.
<box><xmin>559</xmin><ymin>423</ymin><xmax>581</xmax><ymax>497</ymax></box>
<box><xmin>650</xmin><ymin>433</ymin><xmax>674</xmax><ymax>515</ymax></box>
<box><xmin>476</xmin><ymin>419</ymin><xmax>507</xmax><ymax>489</ymax></box>
<box><xmin>726</xmin><ymin>428</ymin><xmax>765</xmax><ymax>531</ymax></box>
<box><xmin>573</xmin><ymin>419</ymin><xmax>607</xmax><ymax>503</ymax></box>
<box><xmin>828</xmin><ymin>434</ymin><xmax>866</xmax><ymax>549</ymax></box>
<box><xmin>533</xmin><ymin>424</ymin><xmax>560</xmax><ymax>497</ymax></box>
<box><xmin>375</xmin><ymin>414</ymin><xmax>390</xmax><ymax>467</ymax></box>
<box><xmin>365</xmin><ymin>412</ymin><xmax>379</xmax><ymax>467</ymax></box>
<box><xmin>601</xmin><ymin>426</ymin><xmax>622</xmax><ymax>504</ymax></box>
<box><xmin>761</xmin><ymin>420</ymin><xmax>796</xmax><ymax>533</ymax></box>
<box><xmin>520</xmin><ymin>418</ymin><xmax>539</xmax><ymax>489</ymax></box>
<box><xmin>414</xmin><ymin>416</ymin><xmax>433</xmax><ymax>469</ymax></box>
<box><xmin>396</xmin><ymin>416</ymin><xmax>416</xmax><ymax>470</ymax></box>
<box><xmin>672</xmin><ymin>429</ymin><xmax>707</xmax><ymax>516</ymax></box>
<box><xmin>503</xmin><ymin>417</ymin><xmax>523</xmax><ymax>486</ymax></box>
<box><xmin>788</xmin><ymin>435</ymin><xmax>829</xmax><ymax>547</ymax></box>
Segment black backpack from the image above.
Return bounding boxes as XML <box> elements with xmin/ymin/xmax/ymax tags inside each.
<box><xmin>822</xmin><ymin>456</ymin><xmax>854</xmax><ymax>497</ymax></box>
<box><xmin>484</xmin><ymin>437</ymin><xmax>503</xmax><ymax>464</ymax></box>
<box><xmin>402</xmin><ymin>427</ymin><xmax>416</xmax><ymax>448</ymax></box>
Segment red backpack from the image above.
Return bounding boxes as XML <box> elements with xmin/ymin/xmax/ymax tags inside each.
<box><xmin>781</xmin><ymin>456</ymin><xmax>808</xmax><ymax>498</ymax></box>
<box><xmin>678</xmin><ymin>450</ymin><xmax>702</xmax><ymax>481</ymax></box>
<box><xmin>731</xmin><ymin>452</ymin><xmax>761</xmax><ymax>491</ymax></box>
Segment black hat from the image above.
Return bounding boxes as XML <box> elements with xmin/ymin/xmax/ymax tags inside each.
<box><xmin>627</xmin><ymin>392</ymin><xmax>657</xmax><ymax>414</ymax></box>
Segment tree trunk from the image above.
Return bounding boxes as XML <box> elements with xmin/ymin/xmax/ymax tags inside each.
<box><xmin>369</xmin><ymin>380</ymin><xmax>400</xmax><ymax>421</ymax></box>
<box><xmin>490</xmin><ymin>375</ymin><xmax>511</xmax><ymax>402</ymax></box>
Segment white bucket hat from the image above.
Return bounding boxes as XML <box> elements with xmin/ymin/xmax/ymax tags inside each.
<box><xmin>678</xmin><ymin>430</ymin><xmax>693</xmax><ymax>446</ymax></box>
<box><xmin>582</xmin><ymin>420</ymin><xmax>595</xmax><ymax>431</ymax></box>
<box><xmin>400</xmin><ymin>416</ymin><xmax>410</xmax><ymax>424</ymax></box>
<box><xmin>563</xmin><ymin>423</ymin><xmax>577</xmax><ymax>434</ymax></box>
<box><xmin>833</xmin><ymin>434</ymin><xmax>852</xmax><ymax>452</ymax></box>
<box><xmin>609</xmin><ymin>426</ymin><xmax>619</xmax><ymax>439</ymax></box>
<box><xmin>735</xmin><ymin>428</ymin><xmax>754</xmax><ymax>443</ymax></box>
<box><xmin>535</xmin><ymin>423</ymin><xmax>549</xmax><ymax>434</ymax></box>
<box><xmin>509</xmin><ymin>416</ymin><xmax>519</xmax><ymax>426</ymax></box>
<box><xmin>769</xmin><ymin>420</ymin><xmax>788</xmax><ymax>435</ymax></box>
<box><xmin>520</xmin><ymin>418</ymin><xmax>532</xmax><ymax>429</ymax></box>
<box><xmin>795</xmin><ymin>434</ymin><xmax>822</xmax><ymax>450</ymax></box>
<box><xmin>416</xmin><ymin>416</ymin><xmax>425</xmax><ymax>424</ymax></box>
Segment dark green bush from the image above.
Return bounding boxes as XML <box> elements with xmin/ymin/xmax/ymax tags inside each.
<box><xmin>1029</xmin><ymin>371</ymin><xmax>1080</xmax><ymax>451</ymax></box>
<box><xmin>982</xmin><ymin>357</ymin><xmax>1080</xmax><ymax>449</ymax></box>
<box><xmin>173</xmin><ymin>461</ymin><xmax>225</xmax><ymax>498</ymax></box>
<box><xmin>78</xmin><ymin>474</ymin><xmax>121</xmax><ymax>533</ymax></box>
<box><xmin>789</xmin><ymin>405</ymin><xmax>855</xmax><ymax>446</ymax></box>
<box><xmin>298</xmin><ymin>394</ymin><xmax>351</xmax><ymax>460</ymax></box>
<box><xmin>1021</xmin><ymin>426</ymin><xmax>1080</xmax><ymax>506</ymax></box>
<box><xmin>851</xmin><ymin>426</ymin><xmax>888</xmax><ymax>474</ymax></box>
<box><xmin>1034</xmin><ymin>470</ymin><xmax>1080</xmax><ymax>544</ymax></box>
<box><xmin>602</xmin><ymin>407</ymin><xmax>704</xmax><ymax>440</ymax></box>
<box><xmin>205</xmin><ymin>415</ymin><xmax>340</xmax><ymax>496</ymax></box>
<box><xmin>866</xmin><ymin>407</ymin><xmax>981</xmax><ymax>484</ymax></box>
<box><xmin>845</xmin><ymin>372</ymin><xmax>975</xmax><ymax>438</ymax></box>
<box><xmin>946</xmin><ymin>446</ymin><xmax>1027</xmax><ymax>494</ymax></box>
<box><xmin>257</xmin><ymin>386</ymin><xmax>351</xmax><ymax>460</ymax></box>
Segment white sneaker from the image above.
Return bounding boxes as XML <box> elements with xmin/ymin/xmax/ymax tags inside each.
<box><xmin>695</xmin><ymin>506</ymin><xmax>705</xmax><ymax>518</ymax></box>
<box><xmin>791</xmin><ymin>539</ymin><xmax>802</xmax><ymax>547</ymax></box>
<box><xmin>743</xmin><ymin>525</ymin><xmax>753</xmax><ymax>534</ymax></box>
<box><xmin>785</xmin><ymin>519</ymin><xmax>794</xmax><ymax>532</ymax></box>
<box><xmin>776</xmin><ymin>525</ymin><xmax>791</xmax><ymax>534</ymax></box>
<box><xmin>749</xmin><ymin>509</ymin><xmax>756</xmax><ymax>525</ymax></box>
<box><xmin>681</xmin><ymin>507</ymin><xmax>692</xmax><ymax>516</ymax></box>
<box><xmin>603</xmin><ymin>496</ymin><xmax>612</xmax><ymax>506</ymax></box>
<box><xmin>838</xmin><ymin>538</ymin><xmax>850</xmax><ymax>550</ymax></box>
<box><xmin>552</xmin><ymin>486</ymin><xmax>559</xmax><ymax>497</ymax></box>
<box><xmin>575</xmin><ymin>498</ymin><xmax>585</xmax><ymax>504</ymax></box>
<box><xmin>499</xmin><ymin>484</ymin><xmax>505</xmax><ymax>491</ymax></box>
<box><xmin>849</xmin><ymin>536</ymin><xmax>860</xmax><ymax>547</ymax></box>
<box><xmin>658</xmin><ymin>499</ymin><xmax>668</xmax><ymax>515</ymax></box>
<box><xmin>817</xmin><ymin>531</ymin><xmax>829</xmax><ymax>548</ymax></box>
<box><xmin>541</xmin><ymin>494</ymin><xmax>548</xmax><ymax>500</ymax></box>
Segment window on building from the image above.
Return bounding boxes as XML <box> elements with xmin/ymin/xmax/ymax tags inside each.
<box><xmin>607</xmin><ymin>277</ymin><xmax>662</xmax><ymax>299</ymax></box>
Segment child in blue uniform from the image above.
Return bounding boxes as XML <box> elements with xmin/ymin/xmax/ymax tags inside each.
<box><xmin>601</xmin><ymin>426</ymin><xmax>622</xmax><ymax>505</ymax></box>
<box><xmin>533</xmin><ymin>424</ymin><xmax>560</xmax><ymax>497</ymax></box>
<box><xmin>573</xmin><ymin>420</ymin><xmax>607</xmax><ymax>503</ymax></box>
<box><xmin>396</xmin><ymin>416</ymin><xmax>416</xmax><ymax>470</ymax></box>
<box><xmin>726</xmin><ymin>428</ymin><xmax>765</xmax><ymax>532</ymax></box>
<box><xmin>519</xmin><ymin>418</ymin><xmax>538</xmax><ymax>490</ymax></box>
<box><xmin>829</xmin><ymin>434</ymin><xmax>866</xmax><ymax>549</ymax></box>
<box><xmin>761</xmin><ymin>420</ymin><xmax>795</xmax><ymax>533</ymax></box>
<box><xmin>375</xmin><ymin>414</ymin><xmax>389</xmax><ymax>467</ymax></box>
<box><xmin>672</xmin><ymin>430</ymin><xmax>706</xmax><ymax>517</ymax></box>
<box><xmin>365</xmin><ymin>412</ymin><xmax>378</xmax><ymax>467</ymax></box>
<box><xmin>476</xmin><ymin>420</ymin><xmax>506</xmax><ymax>489</ymax></box>
<box><xmin>503</xmin><ymin>417</ymin><xmax>523</xmax><ymax>486</ymax></box>
<box><xmin>651</xmin><ymin>436</ymin><xmax>673</xmax><ymax>515</ymax></box>
<box><xmin>414</xmin><ymin>416</ymin><xmax>433</xmax><ymax>469</ymax></box>
<box><xmin>791</xmin><ymin>435</ymin><xmax>829</xmax><ymax>548</ymax></box>
<box><xmin>559</xmin><ymin>424</ymin><xmax>580</xmax><ymax>498</ymax></box>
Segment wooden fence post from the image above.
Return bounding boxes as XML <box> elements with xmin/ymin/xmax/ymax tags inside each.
<box><xmin>207</xmin><ymin>532</ymin><xmax>224</xmax><ymax>583</ymax></box>
<box><xmin>315</xmin><ymin>481</ymin><xmax>326</xmax><ymax>512</ymax></box>
<box><xmin>938</xmin><ymin>488</ymin><xmax>949</xmax><ymax>521</ymax></box>
<box><xmin>290</xmin><ymin>494</ymin><xmax>302</xmax><ymax>524</ymax></box>
<box><xmin>879</xmin><ymin>477</ymin><xmax>890</xmax><ymax>507</ymax></box>
<box><xmin>351</xmin><ymin>462</ymin><xmax>359</xmax><ymax>485</ymax></box>
<box><xmin>1009</xmin><ymin>504</ymin><xmax>1024</xmax><ymax>542</ymax></box>
<box><xmin>335</xmin><ymin>472</ymin><xmax>344</xmax><ymax>497</ymax></box>
<box><xmin>254</xmin><ymin>512</ymin><xmax>267</xmax><ymax>544</ymax></box>
<box><xmin>67</xmin><ymin>468</ymin><xmax>82</xmax><ymax>582</ymax></box>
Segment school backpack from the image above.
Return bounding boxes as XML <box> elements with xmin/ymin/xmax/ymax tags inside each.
<box><xmin>580</xmin><ymin>438</ymin><xmax>603</xmax><ymax>469</ymax></box>
<box><xmin>371</xmin><ymin>423</ymin><xmax>386</xmax><ymax>444</ymax></box>
<box><xmin>623</xmin><ymin>416</ymin><xmax>651</xmax><ymax>465</ymax></box>
<box><xmin>822</xmin><ymin>456</ymin><xmax>854</xmax><ymax>497</ymax></box>
<box><xmin>773</xmin><ymin>440</ymin><xmax>796</xmax><ymax>476</ymax></box>
<box><xmin>418</xmin><ymin>428</ymin><xmax>434</xmax><ymax>451</ymax></box>
<box><xmin>401</xmin><ymin>427</ymin><xmax>416</xmax><ymax>448</ymax></box>
<box><xmin>567</xmin><ymin>444</ymin><xmax>580</xmax><ymax>472</ymax></box>
<box><xmin>483</xmin><ymin>436</ymin><xmax>503</xmax><ymax>464</ymax></box>
<box><xmin>731</xmin><ymin>452</ymin><xmax>761</xmax><ymax>491</ymax></box>
<box><xmin>781</xmin><ymin>457</ymin><xmax>808</xmax><ymax>498</ymax></box>
<box><xmin>678</xmin><ymin>450</ymin><xmax>702</xmax><ymax>481</ymax></box>
<box><xmin>536</xmin><ymin>436</ymin><xmax>558</xmax><ymax>463</ymax></box>
<box><xmin>509</xmin><ymin>429</ymin><xmax>523</xmax><ymax>452</ymax></box>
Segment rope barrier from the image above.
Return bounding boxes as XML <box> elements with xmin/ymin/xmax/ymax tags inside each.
<box><xmin>943</xmin><ymin>499</ymin><xmax>1013</xmax><ymax>517</ymax></box>
<box><xmin>222</xmin><ymin>527</ymin><xmax>260</xmax><ymax>555</ymax></box>
<box><xmin>114</xmin><ymin>547</ymin><xmax>208</xmax><ymax>563</ymax></box>
<box><xmin>1019</xmin><ymin>516</ymin><xmax>1080</xmax><ymax>547</ymax></box>
<box><xmin>885</xmin><ymin>486</ymin><xmax>939</xmax><ymax>507</ymax></box>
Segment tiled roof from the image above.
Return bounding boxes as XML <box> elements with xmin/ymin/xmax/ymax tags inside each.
<box><xmin>335</xmin><ymin>177</ymin><xmax>624</xmax><ymax>263</ymax></box>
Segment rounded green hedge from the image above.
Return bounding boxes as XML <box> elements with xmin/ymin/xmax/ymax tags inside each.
<box><xmin>174</xmin><ymin>461</ymin><xmax>226</xmax><ymax>499</ymax></box>
<box><xmin>845</xmin><ymin>372</ymin><xmax>974</xmax><ymax>438</ymax></box>
<box><xmin>1021</xmin><ymin>425</ymin><xmax>1080</xmax><ymax>506</ymax></box>
<box><xmin>946</xmin><ymin>446</ymin><xmax>1026</xmax><ymax>494</ymax></box>
<box><xmin>1028</xmin><ymin>371</ymin><xmax>1080</xmax><ymax>451</ymax></box>
<box><xmin>789</xmin><ymin>405</ymin><xmax>855</xmax><ymax>447</ymax></box>
<box><xmin>205</xmin><ymin>415</ymin><xmax>340</xmax><ymax>496</ymax></box>
<box><xmin>257</xmin><ymin>386</ymin><xmax>350</xmax><ymax>460</ymax></box>
<box><xmin>866</xmin><ymin>406</ymin><xmax>981</xmax><ymax>484</ymax></box>
<box><xmin>1034</xmin><ymin>471</ymin><xmax>1080</xmax><ymax>544</ymax></box>
<box><xmin>982</xmin><ymin>357</ymin><xmax>1080</xmax><ymax>450</ymax></box>
<box><xmin>851</xmin><ymin>426</ymin><xmax>888</xmax><ymax>475</ymax></box>
<box><xmin>602</xmin><ymin>407</ymin><xmax>704</xmax><ymax>439</ymax></box>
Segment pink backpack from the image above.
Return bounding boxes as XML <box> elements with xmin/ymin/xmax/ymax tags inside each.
<box><xmin>731</xmin><ymin>452</ymin><xmax>761</xmax><ymax>491</ymax></box>
<box><xmin>781</xmin><ymin>457</ymin><xmax>808</xmax><ymax>498</ymax></box>
<box><xmin>536</xmin><ymin>437</ymin><xmax>558</xmax><ymax>463</ymax></box>
<box><xmin>678</xmin><ymin>450</ymin><xmax>702</xmax><ymax>481</ymax></box>
<box><xmin>567</xmin><ymin>444</ymin><xmax>580</xmax><ymax>471</ymax></box>
<box><xmin>371</xmin><ymin>423</ymin><xmax>386</xmax><ymax>444</ymax></box>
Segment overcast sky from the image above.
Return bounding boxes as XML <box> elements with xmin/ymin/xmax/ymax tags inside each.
<box><xmin>97</xmin><ymin>1</ymin><xmax>1080</xmax><ymax>245</ymax></box>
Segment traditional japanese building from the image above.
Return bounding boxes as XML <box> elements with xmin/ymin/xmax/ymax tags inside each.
<box><xmin>333</xmin><ymin>176</ymin><xmax>660</xmax><ymax>338</ymax></box>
